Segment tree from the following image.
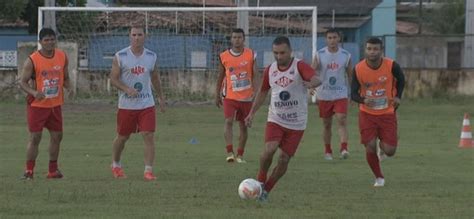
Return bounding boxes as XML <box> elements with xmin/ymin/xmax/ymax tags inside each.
<box><xmin>424</xmin><ymin>0</ymin><xmax>465</xmax><ymax>34</ymax></box>
<box><xmin>0</xmin><ymin>0</ymin><xmax>27</xmax><ymax>21</ymax></box>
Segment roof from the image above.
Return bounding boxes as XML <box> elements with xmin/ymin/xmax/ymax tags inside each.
<box><xmin>0</xmin><ymin>19</ymin><xmax>29</xmax><ymax>28</ymax></box>
<box><xmin>249</xmin><ymin>0</ymin><xmax>382</xmax><ymax>15</ymax></box>
<box><xmin>117</xmin><ymin>0</ymin><xmax>235</xmax><ymax>6</ymax></box>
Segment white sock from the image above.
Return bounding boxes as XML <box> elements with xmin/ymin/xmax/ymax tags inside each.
<box><xmin>112</xmin><ymin>161</ymin><xmax>121</xmax><ymax>168</ymax></box>
<box><xmin>144</xmin><ymin>165</ymin><xmax>153</xmax><ymax>173</ymax></box>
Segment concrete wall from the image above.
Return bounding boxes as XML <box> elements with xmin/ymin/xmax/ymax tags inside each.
<box><xmin>371</xmin><ymin>0</ymin><xmax>397</xmax><ymax>59</ymax></box>
<box><xmin>3</xmin><ymin>68</ymin><xmax>474</xmax><ymax>100</ymax></box>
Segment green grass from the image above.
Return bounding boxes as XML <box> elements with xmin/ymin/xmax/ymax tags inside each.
<box><xmin>0</xmin><ymin>98</ymin><xmax>473</xmax><ymax>218</ymax></box>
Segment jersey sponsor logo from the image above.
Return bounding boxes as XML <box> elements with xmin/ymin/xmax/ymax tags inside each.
<box><xmin>327</xmin><ymin>61</ymin><xmax>340</xmax><ymax>71</ymax></box>
<box><xmin>375</xmin><ymin>89</ymin><xmax>386</xmax><ymax>97</ymax></box>
<box><xmin>379</xmin><ymin>76</ymin><xmax>387</xmax><ymax>82</ymax></box>
<box><xmin>329</xmin><ymin>76</ymin><xmax>337</xmax><ymax>85</ymax></box>
<box><xmin>131</xmin><ymin>65</ymin><xmax>145</xmax><ymax>75</ymax></box>
<box><xmin>274</xmin><ymin>76</ymin><xmax>293</xmax><ymax>88</ymax></box>
<box><xmin>274</xmin><ymin>100</ymin><xmax>299</xmax><ymax>108</ymax></box>
<box><xmin>229</xmin><ymin>67</ymin><xmax>235</xmax><ymax>72</ymax></box>
<box><xmin>279</xmin><ymin>91</ymin><xmax>291</xmax><ymax>101</ymax></box>
<box><xmin>239</xmin><ymin>72</ymin><xmax>247</xmax><ymax>78</ymax></box>
<box><xmin>239</xmin><ymin>61</ymin><xmax>248</xmax><ymax>66</ymax></box>
<box><xmin>134</xmin><ymin>82</ymin><xmax>143</xmax><ymax>92</ymax></box>
<box><xmin>53</xmin><ymin>65</ymin><xmax>61</xmax><ymax>70</ymax></box>
<box><xmin>276</xmin><ymin>112</ymin><xmax>298</xmax><ymax>122</ymax></box>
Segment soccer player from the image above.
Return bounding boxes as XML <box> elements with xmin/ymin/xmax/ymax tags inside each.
<box><xmin>351</xmin><ymin>37</ymin><xmax>405</xmax><ymax>187</ymax></box>
<box><xmin>109</xmin><ymin>24</ymin><xmax>165</xmax><ymax>181</ymax></box>
<box><xmin>215</xmin><ymin>28</ymin><xmax>258</xmax><ymax>163</ymax></box>
<box><xmin>245</xmin><ymin>36</ymin><xmax>321</xmax><ymax>201</ymax></box>
<box><xmin>19</xmin><ymin>27</ymin><xmax>70</xmax><ymax>179</ymax></box>
<box><xmin>311</xmin><ymin>28</ymin><xmax>352</xmax><ymax>160</ymax></box>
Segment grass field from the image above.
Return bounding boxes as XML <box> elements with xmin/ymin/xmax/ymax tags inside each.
<box><xmin>0</xmin><ymin>98</ymin><xmax>473</xmax><ymax>218</ymax></box>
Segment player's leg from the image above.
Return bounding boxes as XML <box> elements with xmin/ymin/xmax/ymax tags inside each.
<box><xmin>322</xmin><ymin>117</ymin><xmax>333</xmax><ymax>160</ymax></box>
<box><xmin>45</xmin><ymin>106</ymin><xmax>64</xmax><ymax>178</ymax></box>
<box><xmin>23</xmin><ymin>105</ymin><xmax>48</xmax><ymax>179</ymax></box>
<box><xmin>260</xmin><ymin>127</ymin><xmax>303</xmax><ymax>201</ymax></box>
<box><xmin>111</xmin><ymin>109</ymin><xmax>135</xmax><ymax>178</ymax></box>
<box><xmin>319</xmin><ymin>100</ymin><xmax>334</xmax><ymax>160</ymax></box>
<box><xmin>334</xmin><ymin>99</ymin><xmax>349</xmax><ymax>158</ymax></box>
<box><xmin>235</xmin><ymin>101</ymin><xmax>252</xmax><ymax>163</ymax></box>
<box><xmin>223</xmin><ymin>99</ymin><xmax>237</xmax><ymax>162</ymax></box>
<box><xmin>139</xmin><ymin>107</ymin><xmax>157</xmax><ymax>180</ymax></box>
<box><xmin>359</xmin><ymin>111</ymin><xmax>384</xmax><ymax>186</ymax></box>
<box><xmin>379</xmin><ymin>113</ymin><xmax>398</xmax><ymax>157</ymax></box>
<box><xmin>257</xmin><ymin>122</ymin><xmax>283</xmax><ymax>184</ymax></box>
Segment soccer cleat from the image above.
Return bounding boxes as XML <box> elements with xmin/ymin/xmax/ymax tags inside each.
<box><xmin>235</xmin><ymin>156</ymin><xmax>247</xmax><ymax>163</ymax></box>
<box><xmin>144</xmin><ymin>171</ymin><xmax>157</xmax><ymax>181</ymax></box>
<box><xmin>257</xmin><ymin>190</ymin><xmax>269</xmax><ymax>203</ymax></box>
<box><xmin>324</xmin><ymin>153</ymin><xmax>333</xmax><ymax>161</ymax></box>
<box><xmin>112</xmin><ymin>167</ymin><xmax>126</xmax><ymax>179</ymax></box>
<box><xmin>226</xmin><ymin>153</ymin><xmax>235</xmax><ymax>163</ymax></box>
<box><xmin>21</xmin><ymin>170</ymin><xmax>34</xmax><ymax>180</ymax></box>
<box><xmin>340</xmin><ymin>150</ymin><xmax>350</xmax><ymax>159</ymax></box>
<box><xmin>47</xmin><ymin>170</ymin><xmax>63</xmax><ymax>179</ymax></box>
<box><xmin>373</xmin><ymin>177</ymin><xmax>385</xmax><ymax>187</ymax></box>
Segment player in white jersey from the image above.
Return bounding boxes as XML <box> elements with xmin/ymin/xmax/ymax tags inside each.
<box><xmin>245</xmin><ymin>36</ymin><xmax>321</xmax><ymax>202</ymax></box>
<box><xmin>311</xmin><ymin>28</ymin><xmax>352</xmax><ymax>160</ymax></box>
<box><xmin>109</xmin><ymin>24</ymin><xmax>166</xmax><ymax>181</ymax></box>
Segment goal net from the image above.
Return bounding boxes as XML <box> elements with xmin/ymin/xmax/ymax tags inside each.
<box><xmin>38</xmin><ymin>6</ymin><xmax>317</xmax><ymax>102</ymax></box>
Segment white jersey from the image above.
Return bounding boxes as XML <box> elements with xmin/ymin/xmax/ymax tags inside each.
<box><xmin>267</xmin><ymin>58</ymin><xmax>309</xmax><ymax>130</ymax></box>
<box><xmin>116</xmin><ymin>46</ymin><xmax>157</xmax><ymax>110</ymax></box>
<box><xmin>315</xmin><ymin>47</ymin><xmax>351</xmax><ymax>100</ymax></box>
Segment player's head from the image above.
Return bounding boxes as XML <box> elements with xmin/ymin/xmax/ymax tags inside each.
<box><xmin>325</xmin><ymin>28</ymin><xmax>340</xmax><ymax>49</ymax></box>
<box><xmin>38</xmin><ymin>28</ymin><xmax>56</xmax><ymax>52</ymax></box>
<box><xmin>129</xmin><ymin>24</ymin><xmax>146</xmax><ymax>49</ymax></box>
<box><xmin>272</xmin><ymin>36</ymin><xmax>292</xmax><ymax>66</ymax></box>
<box><xmin>365</xmin><ymin>37</ymin><xmax>384</xmax><ymax>62</ymax></box>
<box><xmin>230</xmin><ymin>28</ymin><xmax>245</xmax><ymax>49</ymax></box>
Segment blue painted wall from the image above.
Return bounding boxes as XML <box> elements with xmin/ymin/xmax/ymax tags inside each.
<box><xmin>371</xmin><ymin>0</ymin><xmax>397</xmax><ymax>59</ymax></box>
<box><xmin>0</xmin><ymin>35</ymin><xmax>37</xmax><ymax>50</ymax></box>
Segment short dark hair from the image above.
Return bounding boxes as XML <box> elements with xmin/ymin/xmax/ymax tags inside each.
<box><xmin>272</xmin><ymin>36</ymin><xmax>291</xmax><ymax>48</ymax></box>
<box><xmin>325</xmin><ymin>28</ymin><xmax>340</xmax><ymax>36</ymax></box>
<box><xmin>129</xmin><ymin>23</ymin><xmax>145</xmax><ymax>33</ymax></box>
<box><xmin>231</xmin><ymin>28</ymin><xmax>245</xmax><ymax>39</ymax></box>
<box><xmin>39</xmin><ymin>28</ymin><xmax>56</xmax><ymax>40</ymax></box>
<box><xmin>366</xmin><ymin>37</ymin><xmax>383</xmax><ymax>47</ymax></box>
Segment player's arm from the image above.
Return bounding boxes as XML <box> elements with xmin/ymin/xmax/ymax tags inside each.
<box><xmin>151</xmin><ymin>61</ymin><xmax>165</xmax><ymax>112</ymax></box>
<box><xmin>345</xmin><ymin>58</ymin><xmax>353</xmax><ymax>85</ymax></box>
<box><xmin>19</xmin><ymin>58</ymin><xmax>44</xmax><ymax>100</ymax></box>
<box><xmin>215</xmin><ymin>57</ymin><xmax>226</xmax><ymax>108</ymax></box>
<box><xmin>109</xmin><ymin>56</ymin><xmax>138</xmax><ymax>97</ymax></box>
<box><xmin>350</xmin><ymin>68</ymin><xmax>365</xmax><ymax>104</ymax></box>
<box><xmin>299</xmin><ymin>61</ymin><xmax>321</xmax><ymax>89</ymax></box>
<box><xmin>245</xmin><ymin>66</ymin><xmax>270</xmax><ymax>128</ymax></box>
<box><xmin>392</xmin><ymin>61</ymin><xmax>405</xmax><ymax>108</ymax></box>
<box><xmin>63</xmin><ymin>54</ymin><xmax>71</xmax><ymax>89</ymax></box>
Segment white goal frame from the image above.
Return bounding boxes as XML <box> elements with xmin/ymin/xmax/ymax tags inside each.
<box><xmin>38</xmin><ymin>6</ymin><xmax>318</xmax><ymax>60</ymax></box>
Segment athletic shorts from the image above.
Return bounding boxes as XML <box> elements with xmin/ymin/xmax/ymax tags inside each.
<box><xmin>27</xmin><ymin>105</ymin><xmax>63</xmax><ymax>132</ymax></box>
<box><xmin>317</xmin><ymin>98</ymin><xmax>348</xmax><ymax>118</ymax></box>
<box><xmin>359</xmin><ymin>111</ymin><xmax>398</xmax><ymax>146</ymax></box>
<box><xmin>265</xmin><ymin>122</ymin><xmax>305</xmax><ymax>157</ymax></box>
<box><xmin>117</xmin><ymin>106</ymin><xmax>156</xmax><ymax>136</ymax></box>
<box><xmin>223</xmin><ymin>99</ymin><xmax>252</xmax><ymax>121</ymax></box>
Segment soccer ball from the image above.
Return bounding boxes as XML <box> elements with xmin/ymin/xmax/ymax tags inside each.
<box><xmin>238</xmin><ymin>178</ymin><xmax>262</xmax><ymax>199</ymax></box>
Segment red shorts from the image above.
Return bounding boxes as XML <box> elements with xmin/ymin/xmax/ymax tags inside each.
<box><xmin>223</xmin><ymin>99</ymin><xmax>252</xmax><ymax>121</ymax></box>
<box><xmin>317</xmin><ymin>98</ymin><xmax>348</xmax><ymax>118</ymax></box>
<box><xmin>27</xmin><ymin>105</ymin><xmax>63</xmax><ymax>132</ymax></box>
<box><xmin>359</xmin><ymin>111</ymin><xmax>398</xmax><ymax>146</ymax></box>
<box><xmin>265</xmin><ymin>122</ymin><xmax>305</xmax><ymax>157</ymax></box>
<box><xmin>117</xmin><ymin>106</ymin><xmax>156</xmax><ymax>136</ymax></box>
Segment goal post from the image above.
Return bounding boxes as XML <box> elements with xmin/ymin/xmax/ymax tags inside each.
<box><xmin>38</xmin><ymin>6</ymin><xmax>318</xmax><ymax>101</ymax></box>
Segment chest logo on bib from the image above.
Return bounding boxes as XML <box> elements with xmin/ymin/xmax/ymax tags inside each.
<box><xmin>134</xmin><ymin>82</ymin><xmax>143</xmax><ymax>92</ymax></box>
<box><xmin>329</xmin><ymin>76</ymin><xmax>337</xmax><ymax>85</ymax></box>
<box><xmin>279</xmin><ymin>91</ymin><xmax>291</xmax><ymax>101</ymax></box>
<box><xmin>275</xmin><ymin>76</ymin><xmax>293</xmax><ymax>88</ymax></box>
<box><xmin>131</xmin><ymin>65</ymin><xmax>145</xmax><ymax>75</ymax></box>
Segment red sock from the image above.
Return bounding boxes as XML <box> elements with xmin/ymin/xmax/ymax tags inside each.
<box><xmin>26</xmin><ymin>160</ymin><xmax>35</xmax><ymax>172</ymax></box>
<box><xmin>325</xmin><ymin>144</ymin><xmax>332</xmax><ymax>154</ymax></box>
<box><xmin>49</xmin><ymin>160</ymin><xmax>58</xmax><ymax>173</ymax></box>
<box><xmin>226</xmin><ymin>144</ymin><xmax>233</xmax><ymax>153</ymax></box>
<box><xmin>264</xmin><ymin>177</ymin><xmax>277</xmax><ymax>192</ymax></box>
<box><xmin>341</xmin><ymin>142</ymin><xmax>348</xmax><ymax>151</ymax></box>
<box><xmin>237</xmin><ymin>147</ymin><xmax>244</xmax><ymax>156</ymax></box>
<box><xmin>366</xmin><ymin>151</ymin><xmax>384</xmax><ymax>178</ymax></box>
<box><xmin>257</xmin><ymin>170</ymin><xmax>267</xmax><ymax>183</ymax></box>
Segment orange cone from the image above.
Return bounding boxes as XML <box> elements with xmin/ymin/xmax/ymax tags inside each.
<box><xmin>459</xmin><ymin>113</ymin><xmax>474</xmax><ymax>148</ymax></box>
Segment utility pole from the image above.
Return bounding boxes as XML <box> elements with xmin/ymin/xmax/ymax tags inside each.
<box><xmin>44</xmin><ymin>0</ymin><xmax>56</xmax><ymax>31</ymax></box>
<box><xmin>464</xmin><ymin>0</ymin><xmax>474</xmax><ymax>67</ymax></box>
<box><xmin>237</xmin><ymin>0</ymin><xmax>249</xmax><ymax>35</ymax></box>
<box><xmin>418</xmin><ymin>0</ymin><xmax>422</xmax><ymax>34</ymax></box>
